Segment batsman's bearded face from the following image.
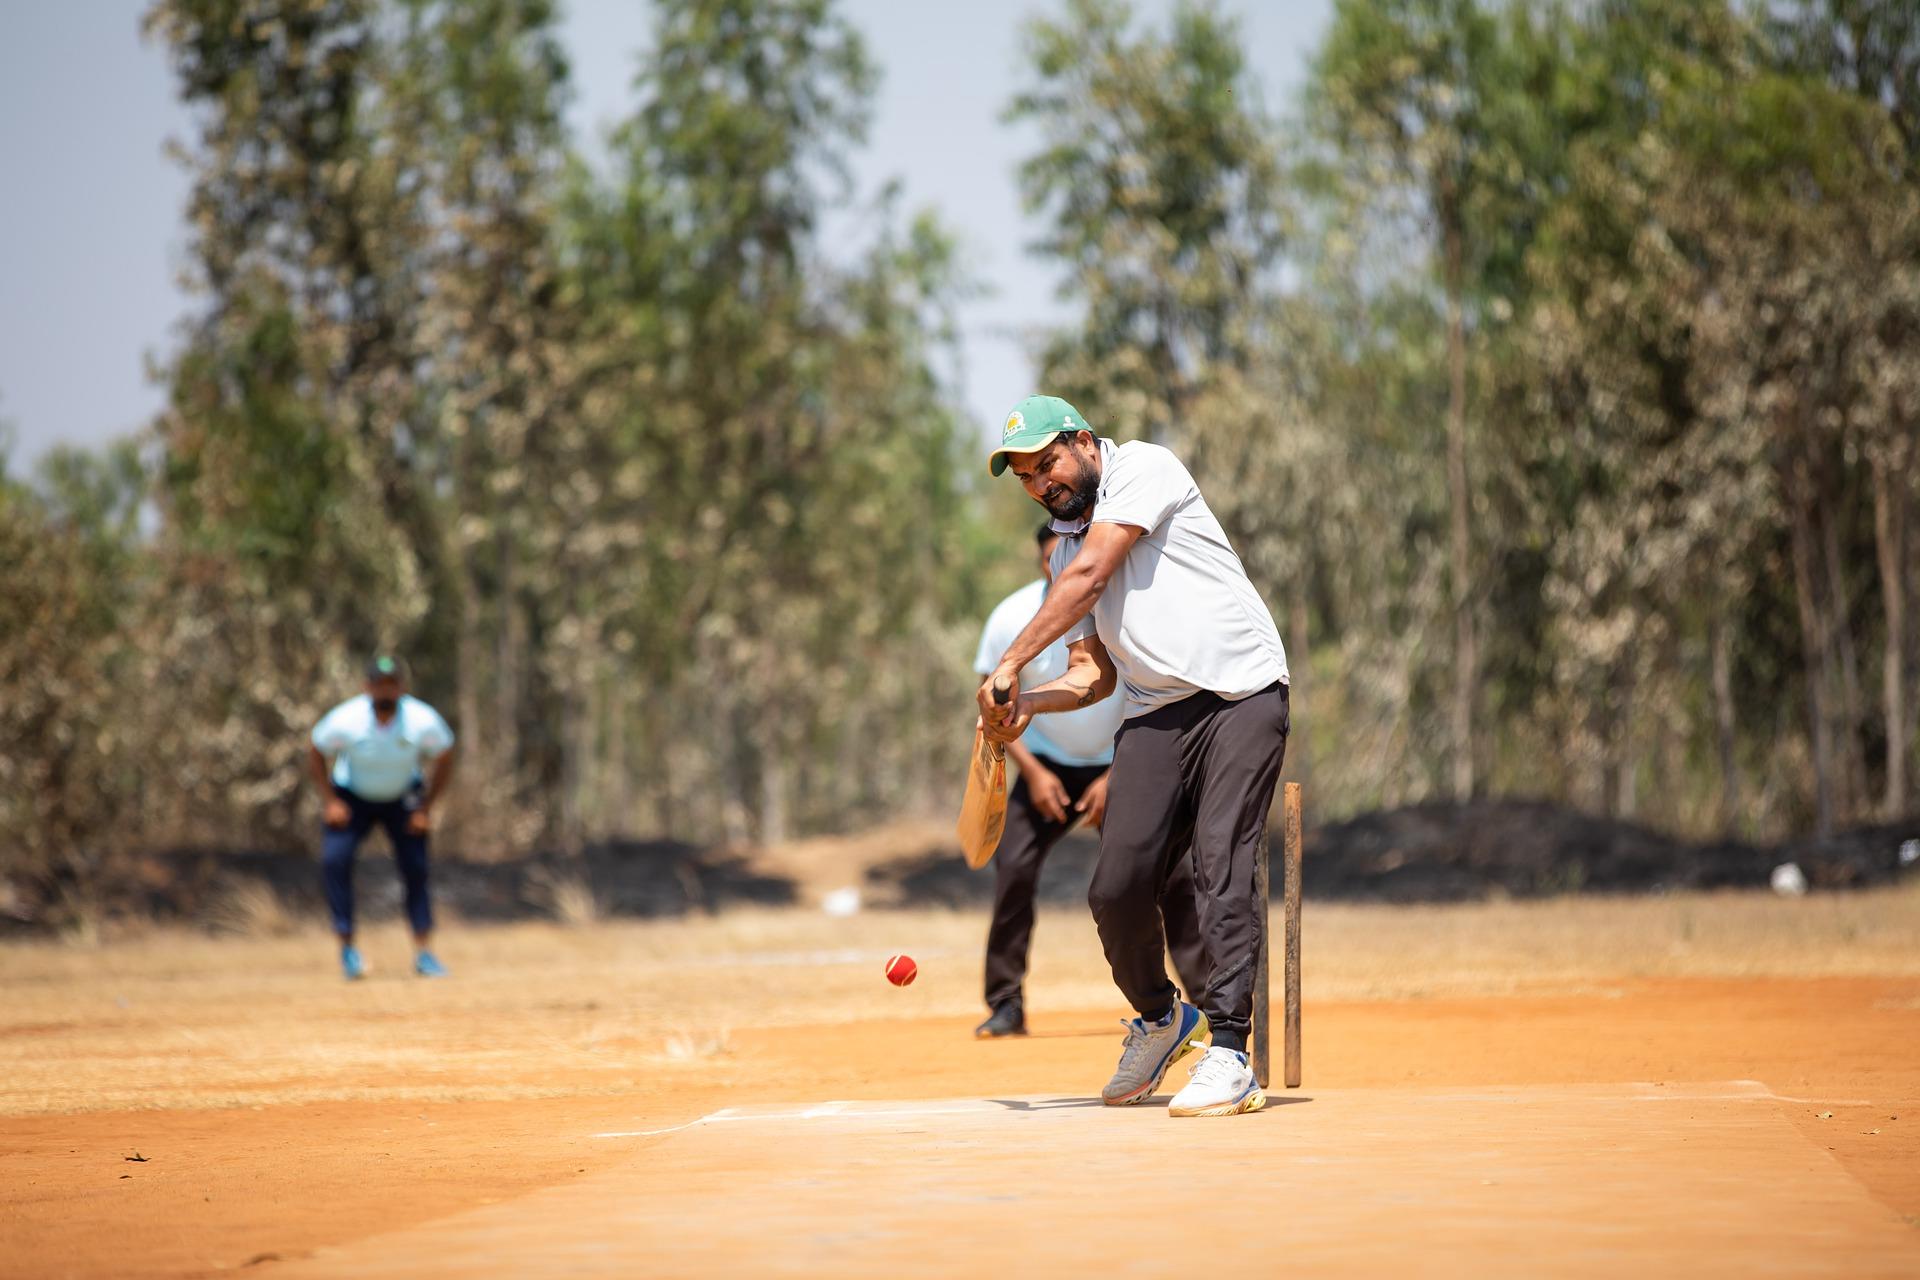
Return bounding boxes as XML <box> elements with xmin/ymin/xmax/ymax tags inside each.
<box><xmin>1010</xmin><ymin>434</ymin><xmax>1099</xmax><ymax>522</ymax></box>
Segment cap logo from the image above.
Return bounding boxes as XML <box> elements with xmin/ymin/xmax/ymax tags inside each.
<box><xmin>1004</xmin><ymin>410</ymin><xmax>1024</xmax><ymax>439</ymax></box>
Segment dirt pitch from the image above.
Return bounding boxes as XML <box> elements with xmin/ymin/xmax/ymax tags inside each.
<box><xmin>4</xmin><ymin>888</ymin><xmax>1918</xmax><ymax>1277</ymax></box>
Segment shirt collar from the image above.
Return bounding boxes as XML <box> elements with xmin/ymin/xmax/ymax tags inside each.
<box><xmin>1047</xmin><ymin>437</ymin><xmax>1114</xmax><ymax>538</ymax></box>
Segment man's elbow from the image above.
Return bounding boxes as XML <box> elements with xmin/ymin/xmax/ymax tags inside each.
<box><xmin>1064</xmin><ymin>561</ymin><xmax>1113</xmax><ymax>601</ymax></box>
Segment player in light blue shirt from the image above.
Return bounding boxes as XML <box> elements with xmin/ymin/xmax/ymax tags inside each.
<box><xmin>307</xmin><ymin>656</ymin><xmax>457</xmax><ymax>980</ymax></box>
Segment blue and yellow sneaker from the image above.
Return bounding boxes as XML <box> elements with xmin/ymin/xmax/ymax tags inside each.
<box><xmin>340</xmin><ymin>945</ymin><xmax>366</xmax><ymax>981</ymax></box>
<box><xmin>1101</xmin><ymin>1001</ymin><xmax>1209</xmax><ymax>1105</ymax></box>
<box><xmin>414</xmin><ymin>951</ymin><xmax>448</xmax><ymax>978</ymax></box>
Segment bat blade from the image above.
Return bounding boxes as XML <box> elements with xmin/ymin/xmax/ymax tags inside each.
<box><xmin>955</xmin><ymin>727</ymin><xmax>1008</xmax><ymax>869</ymax></box>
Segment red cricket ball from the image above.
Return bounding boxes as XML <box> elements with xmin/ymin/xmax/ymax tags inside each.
<box><xmin>884</xmin><ymin>953</ymin><xmax>917</xmax><ymax>986</ymax></box>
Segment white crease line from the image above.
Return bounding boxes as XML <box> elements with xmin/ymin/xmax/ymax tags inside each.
<box><xmin>590</xmin><ymin>1083</ymin><xmax>1888</xmax><ymax>1139</ymax></box>
<box><xmin>594</xmin><ymin>1102</ymin><xmax>987</xmax><ymax>1139</ymax></box>
<box><xmin>591</xmin><ymin>1120</ymin><xmax>703</xmax><ymax>1139</ymax></box>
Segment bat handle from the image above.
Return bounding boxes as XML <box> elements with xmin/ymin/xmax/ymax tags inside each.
<box><xmin>991</xmin><ymin>677</ymin><xmax>1011</xmax><ymax>706</ymax></box>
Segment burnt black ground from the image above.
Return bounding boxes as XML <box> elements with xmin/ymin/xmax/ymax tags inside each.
<box><xmin>6</xmin><ymin>799</ymin><xmax>1914</xmax><ymax>935</ymax></box>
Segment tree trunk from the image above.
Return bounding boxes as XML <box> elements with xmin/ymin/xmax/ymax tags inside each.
<box><xmin>757</xmin><ymin>680</ymin><xmax>789</xmax><ymax>845</ymax></box>
<box><xmin>494</xmin><ymin>529</ymin><xmax>524</xmax><ymax>798</ymax></box>
<box><xmin>1788</xmin><ymin>457</ymin><xmax>1836</xmax><ymax>838</ymax></box>
<box><xmin>1710</xmin><ymin>611</ymin><xmax>1740</xmax><ymax>829</ymax></box>
<box><xmin>452</xmin><ymin>571</ymin><xmax>485</xmax><ymax>848</ymax></box>
<box><xmin>721</xmin><ymin>702</ymin><xmax>754</xmax><ymax>847</ymax></box>
<box><xmin>1442</xmin><ymin>205</ymin><xmax>1476</xmax><ymax>802</ymax></box>
<box><xmin>605</xmin><ymin>671</ymin><xmax>629</xmax><ymax>836</ymax></box>
<box><xmin>1872</xmin><ymin>453</ymin><xmax>1909</xmax><ymax>817</ymax></box>
<box><xmin>573</xmin><ymin>644</ymin><xmax>602</xmax><ymax>847</ymax></box>
<box><xmin>558</xmin><ymin>688</ymin><xmax>585</xmax><ymax>853</ymax></box>
<box><xmin>1609</xmin><ymin>657</ymin><xmax>1637</xmax><ymax>819</ymax></box>
<box><xmin>1822</xmin><ymin>493</ymin><xmax>1867</xmax><ymax>819</ymax></box>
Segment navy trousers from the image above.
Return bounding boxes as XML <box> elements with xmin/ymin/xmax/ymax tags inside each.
<box><xmin>321</xmin><ymin>786</ymin><xmax>433</xmax><ymax>937</ymax></box>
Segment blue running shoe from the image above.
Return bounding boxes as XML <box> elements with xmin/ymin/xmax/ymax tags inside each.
<box><xmin>1101</xmin><ymin>1001</ymin><xmax>1209</xmax><ymax>1105</ymax></box>
<box><xmin>414</xmin><ymin>951</ymin><xmax>448</xmax><ymax>978</ymax></box>
<box><xmin>341</xmin><ymin>945</ymin><xmax>366</xmax><ymax>981</ymax></box>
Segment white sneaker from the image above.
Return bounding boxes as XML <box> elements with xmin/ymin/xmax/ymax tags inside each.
<box><xmin>1168</xmin><ymin>1045</ymin><xmax>1266</xmax><ymax>1117</ymax></box>
<box><xmin>1101</xmin><ymin>1002</ymin><xmax>1209</xmax><ymax>1105</ymax></box>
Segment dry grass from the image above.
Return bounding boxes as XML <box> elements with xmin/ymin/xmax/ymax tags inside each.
<box><xmin>524</xmin><ymin>866</ymin><xmax>601</xmax><ymax>926</ymax></box>
<box><xmin>205</xmin><ymin>881</ymin><xmax>300</xmax><ymax>938</ymax></box>
<box><xmin>2</xmin><ymin>882</ymin><xmax>1916</xmax><ymax>1116</ymax></box>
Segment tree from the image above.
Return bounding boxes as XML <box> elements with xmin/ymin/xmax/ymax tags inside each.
<box><xmin>1311</xmin><ymin>0</ymin><xmax>1501</xmax><ymax>800</ymax></box>
<box><xmin>1768</xmin><ymin>0</ymin><xmax>1920</xmax><ymax>817</ymax></box>
<box><xmin>1008</xmin><ymin>0</ymin><xmax>1287</xmax><ymax>445</ymax></box>
<box><xmin>0</xmin><ymin>444</ymin><xmax>153</xmax><ymax>929</ymax></box>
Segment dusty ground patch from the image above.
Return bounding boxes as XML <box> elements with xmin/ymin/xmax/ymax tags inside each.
<box><xmin>2</xmin><ymin>888</ymin><xmax>1917</xmax><ymax>1276</ymax></box>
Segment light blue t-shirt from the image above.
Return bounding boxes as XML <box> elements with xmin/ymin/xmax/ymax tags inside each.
<box><xmin>974</xmin><ymin>578</ymin><xmax>1123</xmax><ymax>768</ymax></box>
<box><xmin>311</xmin><ymin>694</ymin><xmax>456</xmax><ymax>802</ymax></box>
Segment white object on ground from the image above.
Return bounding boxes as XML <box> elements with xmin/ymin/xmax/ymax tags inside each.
<box><xmin>1769</xmin><ymin>863</ymin><xmax>1808</xmax><ymax>897</ymax></box>
<box><xmin>821</xmin><ymin>887</ymin><xmax>862</xmax><ymax>917</ymax></box>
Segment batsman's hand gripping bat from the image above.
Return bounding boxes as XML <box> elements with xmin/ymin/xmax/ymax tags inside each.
<box><xmin>956</xmin><ymin>678</ymin><xmax>1011</xmax><ymax>869</ymax></box>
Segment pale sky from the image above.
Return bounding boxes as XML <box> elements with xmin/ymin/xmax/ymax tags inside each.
<box><xmin>0</xmin><ymin>0</ymin><xmax>1328</xmax><ymax>468</ymax></box>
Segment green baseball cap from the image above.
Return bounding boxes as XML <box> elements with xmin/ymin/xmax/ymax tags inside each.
<box><xmin>988</xmin><ymin>395</ymin><xmax>1093</xmax><ymax>476</ymax></box>
<box><xmin>365</xmin><ymin>654</ymin><xmax>407</xmax><ymax>681</ymax></box>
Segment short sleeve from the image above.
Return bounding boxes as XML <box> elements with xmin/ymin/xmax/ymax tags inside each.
<box><xmin>414</xmin><ymin>702</ymin><xmax>455</xmax><ymax>756</ymax></box>
<box><xmin>1063</xmin><ymin>614</ymin><xmax>1095</xmax><ymax>646</ymax></box>
<box><xmin>1091</xmin><ymin>444</ymin><xmax>1194</xmax><ymax>535</ymax></box>
<box><xmin>311</xmin><ymin>702</ymin><xmax>352</xmax><ymax>753</ymax></box>
<box><xmin>973</xmin><ymin>615</ymin><xmax>1000</xmax><ymax>676</ymax></box>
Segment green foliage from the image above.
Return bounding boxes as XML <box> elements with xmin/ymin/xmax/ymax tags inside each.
<box><xmin>4</xmin><ymin>0</ymin><xmax>1918</xmax><ymax>908</ymax></box>
<box><xmin>1</xmin><ymin>0</ymin><xmax>985</xmax><ymax>868</ymax></box>
<box><xmin>1009</xmin><ymin>0</ymin><xmax>1286</xmax><ymax>442</ymax></box>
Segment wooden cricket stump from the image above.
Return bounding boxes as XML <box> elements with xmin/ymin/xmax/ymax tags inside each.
<box><xmin>1252</xmin><ymin>782</ymin><xmax>1303</xmax><ymax>1090</ymax></box>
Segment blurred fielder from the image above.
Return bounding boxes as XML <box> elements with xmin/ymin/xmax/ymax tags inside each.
<box><xmin>979</xmin><ymin>395</ymin><xmax>1289</xmax><ymax>1117</ymax></box>
<box><xmin>973</xmin><ymin>523</ymin><xmax>1210</xmax><ymax>1038</ymax></box>
<box><xmin>307</xmin><ymin>656</ymin><xmax>457</xmax><ymax>980</ymax></box>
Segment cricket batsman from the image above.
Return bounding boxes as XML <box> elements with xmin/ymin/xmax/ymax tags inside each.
<box><xmin>972</xmin><ymin>523</ymin><xmax>1211</xmax><ymax>1039</ymax></box>
<box><xmin>978</xmin><ymin>395</ymin><xmax>1289</xmax><ymax>1117</ymax></box>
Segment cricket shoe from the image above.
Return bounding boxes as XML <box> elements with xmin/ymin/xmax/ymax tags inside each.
<box><xmin>1168</xmin><ymin>1045</ymin><xmax>1266</xmax><ymax>1117</ymax></box>
<box><xmin>974</xmin><ymin>1001</ymin><xmax>1027</xmax><ymax>1039</ymax></box>
<box><xmin>414</xmin><ymin>951</ymin><xmax>448</xmax><ymax>978</ymax></box>
<box><xmin>1101</xmin><ymin>1001</ymin><xmax>1208</xmax><ymax>1105</ymax></box>
<box><xmin>340</xmin><ymin>946</ymin><xmax>366</xmax><ymax>981</ymax></box>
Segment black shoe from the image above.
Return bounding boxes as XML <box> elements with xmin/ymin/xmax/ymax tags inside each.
<box><xmin>974</xmin><ymin>1001</ymin><xmax>1027</xmax><ymax>1038</ymax></box>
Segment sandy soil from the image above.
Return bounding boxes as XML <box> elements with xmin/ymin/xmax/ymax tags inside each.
<box><xmin>2</xmin><ymin>888</ymin><xmax>1916</xmax><ymax>1277</ymax></box>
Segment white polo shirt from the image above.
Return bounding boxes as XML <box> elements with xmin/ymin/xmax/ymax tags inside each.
<box><xmin>311</xmin><ymin>694</ymin><xmax>455</xmax><ymax>802</ymax></box>
<box><xmin>1052</xmin><ymin>438</ymin><xmax>1288</xmax><ymax>716</ymax></box>
<box><xmin>974</xmin><ymin>578</ymin><xmax>1124</xmax><ymax>767</ymax></box>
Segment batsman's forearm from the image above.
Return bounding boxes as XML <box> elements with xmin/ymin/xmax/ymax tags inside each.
<box><xmin>1024</xmin><ymin>668</ymin><xmax>1114</xmax><ymax>714</ymax></box>
<box><xmin>998</xmin><ymin>568</ymin><xmax>1104</xmax><ymax>675</ymax></box>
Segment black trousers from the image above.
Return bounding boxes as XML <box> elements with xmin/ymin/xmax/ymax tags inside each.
<box><xmin>1089</xmin><ymin>683</ymin><xmax>1288</xmax><ymax>1052</ymax></box>
<box><xmin>985</xmin><ymin>754</ymin><xmax>1210</xmax><ymax>1012</ymax></box>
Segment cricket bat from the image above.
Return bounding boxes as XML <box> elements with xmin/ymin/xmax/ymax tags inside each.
<box><xmin>956</xmin><ymin>678</ymin><xmax>1011</xmax><ymax>869</ymax></box>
